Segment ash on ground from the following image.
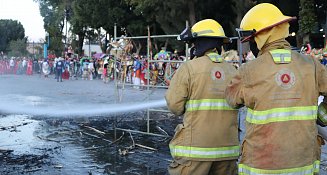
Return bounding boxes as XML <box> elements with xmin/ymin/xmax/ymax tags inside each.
<box><xmin>0</xmin><ymin>112</ymin><xmax>181</xmax><ymax>175</ymax></box>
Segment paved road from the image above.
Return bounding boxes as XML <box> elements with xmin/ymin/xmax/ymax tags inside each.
<box><xmin>0</xmin><ymin>74</ymin><xmax>167</xmax><ymax>117</ymax></box>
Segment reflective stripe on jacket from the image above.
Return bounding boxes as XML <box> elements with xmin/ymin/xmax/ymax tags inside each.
<box><xmin>207</xmin><ymin>52</ymin><xmax>223</xmax><ymax>62</ymax></box>
<box><xmin>165</xmin><ymin>50</ymin><xmax>239</xmax><ymax>161</ymax></box>
<box><xmin>246</xmin><ymin>106</ymin><xmax>317</xmax><ymax>124</ymax></box>
<box><xmin>170</xmin><ymin>145</ymin><xmax>239</xmax><ymax>159</ymax></box>
<box><xmin>270</xmin><ymin>49</ymin><xmax>291</xmax><ymax>63</ymax></box>
<box><xmin>226</xmin><ymin>39</ymin><xmax>327</xmax><ymax>173</ymax></box>
<box><xmin>239</xmin><ymin>160</ymin><xmax>320</xmax><ymax>175</ymax></box>
<box><xmin>186</xmin><ymin>99</ymin><xmax>235</xmax><ymax>111</ymax></box>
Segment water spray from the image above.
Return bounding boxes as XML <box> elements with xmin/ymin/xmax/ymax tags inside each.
<box><xmin>0</xmin><ymin>95</ymin><xmax>167</xmax><ymax>117</ymax></box>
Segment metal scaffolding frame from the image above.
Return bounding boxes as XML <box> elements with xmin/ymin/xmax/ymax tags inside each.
<box><xmin>110</xmin><ymin>22</ymin><xmax>243</xmax><ymax>139</ymax></box>
<box><xmin>112</xmin><ymin>22</ymin><xmax>189</xmax><ymax>138</ymax></box>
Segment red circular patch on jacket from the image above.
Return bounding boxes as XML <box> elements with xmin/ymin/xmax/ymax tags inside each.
<box><xmin>215</xmin><ymin>71</ymin><xmax>221</xmax><ymax>79</ymax></box>
<box><xmin>281</xmin><ymin>74</ymin><xmax>290</xmax><ymax>83</ymax></box>
<box><xmin>275</xmin><ymin>69</ymin><xmax>296</xmax><ymax>89</ymax></box>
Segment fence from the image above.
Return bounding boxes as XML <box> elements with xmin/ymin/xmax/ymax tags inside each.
<box><xmin>111</xmin><ymin>23</ymin><xmax>190</xmax><ymax>139</ymax></box>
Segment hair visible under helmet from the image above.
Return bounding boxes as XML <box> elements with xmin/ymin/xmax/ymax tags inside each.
<box><xmin>177</xmin><ymin>19</ymin><xmax>228</xmax><ymax>57</ymax></box>
<box><xmin>237</xmin><ymin>3</ymin><xmax>296</xmax><ymax>50</ymax></box>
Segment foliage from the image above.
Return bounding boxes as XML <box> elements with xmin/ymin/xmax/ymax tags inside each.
<box><xmin>314</xmin><ymin>0</ymin><xmax>327</xmax><ymax>32</ymax></box>
<box><xmin>0</xmin><ymin>20</ymin><xmax>25</xmax><ymax>53</ymax></box>
<box><xmin>35</xmin><ymin>0</ymin><xmax>66</xmax><ymax>56</ymax></box>
<box><xmin>8</xmin><ymin>39</ymin><xmax>28</xmax><ymax>57</ymax></box>
<box><xmin>126</xmin><ymin>0</ymin><xmax>239</xmax><ymax>52</ymax></box>
<box><xmin>34</xmin><ymin>0</ymin><xmax>327</xmax><ymax>55</ymax></box>
<box><xmin>299</xmin><ymin>0</ymin><xmax>318</xmax><ymax>34</ymax></box>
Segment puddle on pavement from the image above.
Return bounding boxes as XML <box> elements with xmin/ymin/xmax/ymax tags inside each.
<box><xmin>0</xmin><ymin>113</ymin><xmax>175</xmax><ymax>175</ymax></box>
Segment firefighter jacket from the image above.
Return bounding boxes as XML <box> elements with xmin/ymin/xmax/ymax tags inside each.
<box><xmin>226</xmin><ymin>39</ymin><xmax>327</xmax><ymax>174</ymax></box>
<box><xmin>165</xmin><ymin>50</ymin><xmax>239</xmax><ymax>161</ymax></box>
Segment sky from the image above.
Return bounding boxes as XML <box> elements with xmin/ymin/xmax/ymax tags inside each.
<box><xmin>0</xmin><ymin>0</ymin><xmax>45</xmax><ymax>42</ymax></box>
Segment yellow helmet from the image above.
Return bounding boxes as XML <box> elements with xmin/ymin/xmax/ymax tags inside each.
<box><xmin>239</xmin><ymin>3</ymin><xmax>296</xmax><ymax>42</ymax></box>
<box><xmin>192</xmin><ymin>19</ymin><xmax>226</xmax><ymax>38</ymax></box>
<box><xmin>178</xmin><ymin>19</ymin><xmax>227</xmax><ymax>41</ymax></box>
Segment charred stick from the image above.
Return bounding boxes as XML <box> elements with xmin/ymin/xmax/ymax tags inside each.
<box><xmin>129</xmin><ymin>132</ymin><xmax>135</xmax><ymax>148</ymax></box>
<box><xmin>135</xmin><ymin>143</ymin><xmax>157</xmax><ymax>151</ymax></box>
<box><xmin>109</xmin><ymin>132</ymin><xmax>125</xmax><ymax>145</ymax></box>
<box><xmin>82</xmin><ymin>132</ymin><xmax>112</xmax><ymax>143</ymax></box>
<box><xmin>156</xmin><ymin>126</ymin><xmax>169</xmax><ymax>136</ymax></box>
<box><xmin>79</xmin><ymin>124</ymin><xmax>106</xmax><ymax>135</ymax></box>
<box><xmin>37</xmin><ymin>136</ymin><xmax>61</xmax><ymax>143</ymax></box>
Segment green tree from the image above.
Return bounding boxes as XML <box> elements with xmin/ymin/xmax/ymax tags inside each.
<box><xmin>299</xmin><ymin>0</ymin><xmax>318</xmax><ymax>43</ymax></box>
<box><xmin>72</xmin><ymin>0</ymin><xmax>150</xmax><ymax>54</ymax></box>
<box><xmin>69</xmin><ymin>16</ymin><xmax>86</xmax><ymax>55</ymax></box>
<box><xmin>72</xmin><ymin>0</ymin><xmax>104</xmax><ymax>53</ymax></box>
<box><xmin>8</xmin><ymin>39</ymin><xmax>28</xmax><ymax>57</ymax></box>
<box><xmin>0</xmin><ymin>20</ymin><xmax>25</xmax><ymax>54</ymax></box>
<box><xmin>127</xmin><ymin>0</ymin><xmax>239</xmax><ymax>52</ymax></box>
<box><xmin>315</xmin><ymin>0</ymin><xmax>327</xmax><ymax>46</ymax></box>
<box><xmin>35</xmin><ymin>0</ymin><xmax>66</xmax><ymax>56</ymax></box>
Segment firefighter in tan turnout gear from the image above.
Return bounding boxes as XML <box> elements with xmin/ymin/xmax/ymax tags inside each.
<box><xmin>165</xmin><ymin>19</ymin><xmax>239</xmax><ymax>175</ymax></box>
<box><xmin>226</xmin><ymin>3</ymin><xmax>327</xmax><ymax>174</ymax></box>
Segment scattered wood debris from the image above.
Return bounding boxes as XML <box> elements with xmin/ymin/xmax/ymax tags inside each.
<box><xmin>79</xmin><ymin>124</ymin><xmax>106</xmax><ymax>135</ymax></box>
<box><xmin>54</xmin><ymin>164</ymin><xmax>63</xmax><ymax>169</ymax></box>
<box><xmin>81</xmin><ymin>132</ymin><xmax>112</xmax><ymax>143</ymax></box>
<box><xmin>0</xmin><ymin>122</ymin><xmax>33</xmax><ymax>131</ymax></box>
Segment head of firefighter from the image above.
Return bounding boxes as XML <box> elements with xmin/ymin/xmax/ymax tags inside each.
<box><xmin>178</xmin><ymin>19</ymin><xmax>229</xmax><ymax>59</ymax></box>
<box><xmin>237</xmin><ymin>3</ymin><xmax>296</xmax><ymax>52</ymax></box>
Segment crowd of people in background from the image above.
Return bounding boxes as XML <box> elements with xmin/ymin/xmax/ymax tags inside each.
<box><xmin>0</xmin><ymin>41</ymin><xmax>326</xmax><ymax>87</ymax></box>
<box><xmin>0</xmin><ymin>49</ymin><xmax>185</xmax><ymax>88</ymax></box>
<box><xmin>0</xmin><ymin>56</ymin><xmax>105</xmax><ymax>82</ymax></box>
<box><xmin>0</xmin><ymin>57</ymin><xmax>36</xmax><ymax>75</ymax></box>
<box><xmin>301</xmin><ymin>42</ymin><xmax>327</xmax><ymax>66</ymax></box>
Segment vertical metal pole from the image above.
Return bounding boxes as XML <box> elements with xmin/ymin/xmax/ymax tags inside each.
<box><xmin>65</xmin><ymin>9</ymin><xmax>68</xmax><ymax>54</ymax></box>
<box><xmin>113</xmin><ymin>23</ymin><xmax>117</xmax><ymax>140</ymax></box>
<box><xmin>88</xmin><ymin>37</ymin><xmax>91</xmax><ymax>59</ymax></box>
<box><xmin>147</xmin><ymin>26</ymin><xmax>151</xmax><ymax>89</ymax></box>
<box><xmin>185</xmin><ymin>20</ymin><xmax>189</xmax><ymax>59</ymax></box>
<box><xmin>47</xmin><ymin>34</ymin><xmax>50</xmax><ymax>47</ymax></box>
<box><xmin>113</xmin><ymin>24</ymin><xmax>118</xmax><ymax>91</ymax></box>
<box><xmin>44</xmin><ymin>33</ymin><xmax>49</xmax><ymax>59</ymax></box>
<box><xmin>147</xmin><ymin>26</ymin><xmax>150</xmax><ymax>133</ymax></box>
<box><xmin>238</xmin><ymin>39</ymin><xmax>243</xmax><ymax>67</ymax></box>
<box><xmin>147</xmin><ymin>26</ymin><xmax>150</xmax><ymax>63</ymax></box>
<box><xmin>114</xmin><ymin>55</ymin><xmax>118</xmax><ymax>92</ymax></box>
<box><xmin>114</xmin><ymin>24</ymin><xmax>118</xmax><ymax>86</ymax></box>
<box><xmin>33</xmin><ymin>41</ymin><xmax>35</xmax><ymax>58</ymax></box>
<box><xmin>114</xmin><ymin>23</ymin><xmax>117</xmax><ymax>42</ymax></box>
<box><xmin>43</xmin><ymin>44</ymin><xmax>47</xmax><ymax>59</ymax></box>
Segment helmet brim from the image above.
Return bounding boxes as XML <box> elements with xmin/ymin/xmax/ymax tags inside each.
<box><xmin>241</xmin><ymin>16</ymin><xmax>297</xmax><ymax>43</ymax></box>
<box><xmin>177</xmin><ymin>27</ymin><xmax>193</xmax><ymax>41</ymax></box>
